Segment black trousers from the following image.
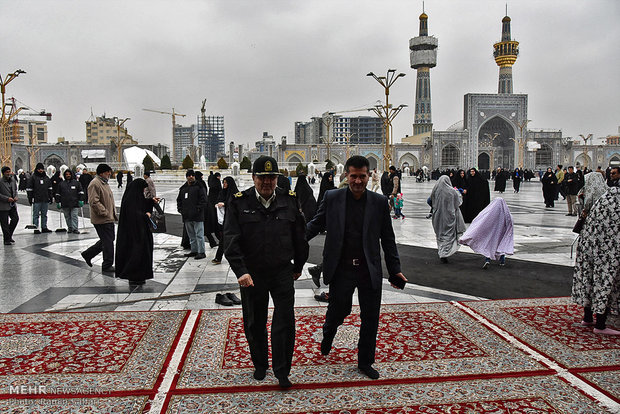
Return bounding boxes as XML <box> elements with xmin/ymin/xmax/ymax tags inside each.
<box><xmin>82</xmin><ymin>223</ymin><xmax>115</xmax><ymax>268</ymax></box>
<box><xmin>0</xmin><ymin>207</ymin><xmax>19</xmax><ymax>242</ymax></box>
<box><xmin>324</xmin><ymin>264</ymin><xmax>382</xmax><ymax>366</ymax></box>
<box><xmin>240</xmin><ymin>265</ymin><xmax>295</xmax><ymax>379</ymax></box>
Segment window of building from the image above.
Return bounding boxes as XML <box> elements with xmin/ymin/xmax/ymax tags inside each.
<box><xmin>441</xmin><ymin>144</ymin><xmax>459</xmax><ymax>166</ymax></box>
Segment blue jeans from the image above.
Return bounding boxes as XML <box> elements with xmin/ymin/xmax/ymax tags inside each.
<box><xmin>32</xmin><ymin>202</ymin><xmax>49</xmax><ymax>229</ymax></box>
<box><xmin>62</xmin><ymin>207</ymin><xmax>79</xmax><ymax>231</ymax></box>
<box><xmin>185</xmin><ymin>221</ymin><xmax>205</xmax><ymax>254</ymax></box>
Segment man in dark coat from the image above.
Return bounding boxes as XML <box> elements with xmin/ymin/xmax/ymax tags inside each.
<box><xmin>306</xmin><ymin>156</ymin><xmax>406</xmax><ymax>380</ymax></box>
<box><xmin>177</xmin><ymin>170</ymin><xmax>208</xmax><ymax>259</ymax></box>
<box><xmin>55</xmin><ymin>169</ymin><xmax>85</xmax><ymax>234</ymax></box>
<box><xmin>564</xmin><ymin>166</ymin><xmax>580</xmax><ymax>216</ymax></box>
<box><xmin>79</xmin><ymin>168</ymin><xmax>93</xmax><ymax>201</ymax></box>
<box><xmin>224</xmin><ymin>156</ymin><xmax>309</xmax><ymax>389</ymax></box>
<box><xmin>26</xmin><ymin>163</ymin><xmax>53</xmax><ymax>233</ymax></box>
<box><xmin>0</xmin><ymin>167</ymin><xmax>19</xmax><ymax>245</ymax></box>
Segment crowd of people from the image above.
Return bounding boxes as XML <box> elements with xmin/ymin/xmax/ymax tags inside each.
<box><xmin>1</xmin><ymin>157</ymin><xmax>619</xmax><ymax>388</ymax></box>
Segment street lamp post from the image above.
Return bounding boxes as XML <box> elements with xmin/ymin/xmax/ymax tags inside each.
<box><xmin>113</xmin><ymin>117</ymin><xmax>130</xmax><ymax>169</ymax></box>
<box><xmin>367</xmin><ymin>69</ymin><xmax>406</xmax><ymax>171</ymax></box>
<box><xmin>578</xmin><ymin>134</ymin><xmax>593</xmax><ymax>168</ymax></box>
<box><xmin>0</xmin><ymin>69</ymin><xmax>26</xmax><ymax>167</ymax></box>
<box><xmin>514</xmin><ymin>119</ymin><xmax>531</xmax><ymax>168</ymax></box>
<box><xmin>483</xmin><ymin>132</ymin><xmax>501</xmax><ymax>172</ymax></box>
<box><xmin>320</xmin><ymin>112</ymin><xmax>335</xmax><ymax>162</ymax></box>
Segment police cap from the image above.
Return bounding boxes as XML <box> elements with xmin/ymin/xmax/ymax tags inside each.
<box><xmin>252</xmin><ymin>156</ymin><xmax>280</xmax><ymax>176</ymax></box>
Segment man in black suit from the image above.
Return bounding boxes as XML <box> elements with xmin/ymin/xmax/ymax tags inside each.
<box><xmin>306</xmin><ymin>155</ymin><xmax>406</xmax><ymax>379</ymax></box>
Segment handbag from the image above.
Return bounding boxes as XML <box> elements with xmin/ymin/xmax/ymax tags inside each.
<box><xmin>572</xmin><ymin>212</ymin><xmax>586</xmax><ymax>234</ymax></box>
<box><xmin>151</xmin><ymin>198</ymin><xmax>167</xmax><ymax>233</ymax></box>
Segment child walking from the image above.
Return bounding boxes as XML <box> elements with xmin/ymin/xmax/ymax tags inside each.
<box><xmin>393</xmin><ymin>193</ymin><xmax>405</xmax><ymax>219</ymax></box>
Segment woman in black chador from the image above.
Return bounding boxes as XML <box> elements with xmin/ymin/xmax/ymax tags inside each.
<box><xmin>462</xmin><ymin>168</ymin><xmax>491</xmax><ymax>223</ymax></box>
<box><xmin>541</xmin><ymin>167</ymin><xmax>558</xmax><ymax>208</ymax></box>
<box><xmin>212</xmin><ymin>176</ymin><xmax>239</xmax><ymax>264</ymax></box>
<box><xmin>294</xmin><ymin>174</ymin><xmax>317</xmax><ymax>222</ymax></box>
<box><xmin>115</xmin><ymin>179</ymin><xmax>156</xmax><ymax>285</ymax></box>
<box><xmin>317</xmin><ymin>171</ymin><xmax>335</xmax><ymax>206</ymax></box>
<box><xmin>494</xmin><ymin>168</ymin><xmax>508</xmax><ymax>193</ymax></box>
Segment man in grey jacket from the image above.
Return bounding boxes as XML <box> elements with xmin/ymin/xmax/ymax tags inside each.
<box><xmin>81</xmin><ymin>164</ymin><xmax>118</xmax><ymax>273</ymax></box>
<box><xmin>0</xmin><ymin>167</ymin><xmax>19</xmax><ymax>245</ymax></box>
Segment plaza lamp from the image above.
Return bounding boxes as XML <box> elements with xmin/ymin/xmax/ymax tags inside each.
<box><xmin>0</xmin><ymin>69</ymin><xmax>26</xmax><ymax>167</ymax></box>
<box><xmin>367</xmin><ymin>69</ymin><xmax>406</xmax><ymax>170</ymax></box>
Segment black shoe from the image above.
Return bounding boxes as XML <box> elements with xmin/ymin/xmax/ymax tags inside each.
<box><xmin>34</xmin><ymin>229</ymin><xmax>41</xmax><ymax>234</ymax></box>
<box><xmin>10</xmin><ymin>239</ymin><xmax>15</xmax><ymax>243</ymax></box>
<box><xmin>81</xmin><ymin>252</ymin><xmax>93</xmax><ymax>267</ymax></box>
<box><xmin>440</xmin><ymin>257</ymin><xmax>448</xmax><ymax>264</ymax></box>
<box><xmin>314</xmin><ymin>292</ymin><xmax>329</xmax><ymax>302</ymax></box>
<box><xmin>182</xmin><ymin>245</ymin><xmax>191</xmax><ymax>250</ymax></box>
<box><xmin>253</xmin><ymin>368</ymin><xmax>266</xmax><ymax>381</ymax></box>
<box><xmin>102</xmin><ymin>266</ymin><xmax>115</xmax><ymax>273</ymax></box>
<box><xmin>278</xmin><ymin>377</ymin><xmax>292</xmax><ymax>389</ymax></box>
<box><xmin>226</xmin><ymin>293</ymin><xmax>242</xmax><ymax>305</ymax></box>
<box><xmin>194</xmin><ymin>253</ymin><xmax>206</xmax><ymax>260</ymax></box>
<box><xmin>129</xmin><ymin>280</ymin><xmax>146</xmax><ymax>286</ymax></box>
<box><xmin>215</xmin><ymin>293</ymin><xmax>234</xmax><ymax>306</ymax></box>
<box><xmin>72</xmin><ymin>230</ymin><xmax>80</xmax><ymax>234</ymax></box>
<box><xmin>358</xmin><ymin>364</ymin><xmax>380</xmax><ymax>379</ymax></box>
<box><xmin>41</xmin><ymin>228</ymin><xmax>52</xmax><ymax>233</ymax></box>
<box><xmin>308</xmin><ymin>266</ymin><xmax>321</xmax><ymax>288</ymax></box>
<box><xmin>184</xmin><ymin>252</ymin><xmax>197</xmax><ymax>257</ymax></box>
<box><xmin>211</xmin><ymin>259</ymin><xmax>221</xmax><ymax>264</ymax></box>
<box><xmin>320</xmin><ymin>335</ymin><xmax>333</xmax><ymax>356</ymax></box>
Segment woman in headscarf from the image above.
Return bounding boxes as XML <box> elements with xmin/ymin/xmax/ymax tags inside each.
<box><xmin>206</xmin><ymin>172</ymin><xmax>222</xmax><ymax>248</ymax></box>
<box><xmin>459</xmin><ymin>198</ymin><xmax>514</xmax><ymax>268</ymax></box>
<box><xmin>317</xmin><ymin>171</ymin><xmax>335</xmax><ymax>206</ymax></box>
<box><xmin>572</xmin><ymin>185</ymin><xmax>620</xmax><ymax>335</ymax></box>
<box><xmin>277</xmin><ymin>174</ymin><xmax>291</xmax><ymax>191</ymax></box>
<box><xmin>461</xmin><ymin>168</ymin><xmax>491</xmax><ymax>223</ymax></box>
<box><xmin>579</xmin><ymin>171</ymin><xmax>608</xmax><ymax>215</ymax></box>
<box><xmin>430</xmin><ymin>175</ymin><xmax>466</xmax><ymax>263</ymax></box>
<box><xmin>115</xmin><ymin>179</ymin><xmax>157</xmax><ymax>285</ymax></box>
<box><xmin>212</xmin><ymin>176</ymin><xmax>239</xmax><ymax>264</ymax></box>
<box><xmin>512</xmin><ymin>168</ymin><xmax>522</xmax><ymax>193</ymax></box>
<box><xmin>541</xmin><ymin>167</ymin><xmax>558</xmax><ymax>208</ymax></box>
<box><xmin>294</xmin><ymin>174</ymin><xmax>317</xmax><ymax>222</ymax></box>
<box><xmin>494</xmin><ymin>168</ymin><xmax>507</xmax><ymax>193</ymax></box>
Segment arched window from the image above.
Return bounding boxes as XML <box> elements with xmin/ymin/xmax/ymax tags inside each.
<box><xmin>535</xmin><ymin>144</ymin><xmax>552</xmax><ymax>167</ymax></box>
<box><xmin>441</xmin><ymin>144</ymin><xmax>459</xmax><ymax>166</ymax></box>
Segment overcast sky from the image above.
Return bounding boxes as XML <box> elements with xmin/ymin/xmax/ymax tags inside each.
<box><xmin>3</xmin><ymin>0</ymin><xmax>619</xmax><ymax>149</ymax></box>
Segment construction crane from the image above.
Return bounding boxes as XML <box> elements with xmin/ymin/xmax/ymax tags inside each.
<box><xmin>142</xmin><ymin>107</ymin><xmax>186</xmax><ymax>162</ymax></box>
<box><xmin>13</xmin><ymin>106</ymin><xmax>52</xmax><ymax>171</ymax></box>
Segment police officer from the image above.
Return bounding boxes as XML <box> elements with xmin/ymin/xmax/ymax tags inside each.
<box><xmin>224</xmin><ymin>155</ymin><xmax>308</xmax><ymax>389</ymax></box>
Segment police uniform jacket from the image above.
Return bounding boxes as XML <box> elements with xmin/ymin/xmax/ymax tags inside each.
<box><xmin>224</xmin><ymin>186</ymin><xmax>309</xmax><ymax>278</ymax></box>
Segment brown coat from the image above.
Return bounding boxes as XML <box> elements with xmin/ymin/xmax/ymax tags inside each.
<box><xmin>88</xmin><ymin>175</ymin><xmax>117</xmax><ymax>224</ymax></box>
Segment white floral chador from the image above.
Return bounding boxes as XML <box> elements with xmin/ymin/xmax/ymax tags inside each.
<box><xmin>572</xmin><ymin>187</ymin><xmax>620</xmax><ymax>315</ymax></box>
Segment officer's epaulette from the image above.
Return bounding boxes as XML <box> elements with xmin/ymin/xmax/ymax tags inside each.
<box><xmin>234</xmin><ymin>192</ymin><xmax>244</xmax><ymax>198</ymax></box>
<box><xmin>288</xmin><ymin>190</ymin><xmax>296</xmax><ymax>197</ymax></box>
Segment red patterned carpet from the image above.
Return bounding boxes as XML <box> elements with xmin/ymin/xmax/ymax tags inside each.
<box><xmin>464</xmin><ymin>297</ymin><xmax>620</xmax><ymax>370</ymax></box>
<box><xmin>165</xmin><ymin>375</ymin><xmax>605</xmax><ymax>413</ymax></box>
<box><xmin>0</xmin><ymin>311</ymin><xmax>188</xmax><ymax>411</ymax></box>
<box><xmin>1</xmin><ymin>300</ymin><xmax>618</xmax><ymax>413</ymax></box>
<box><xmin>173</xmin><ymin>303</ymin><xmax>548</xmax><ymax>391</ymax></box>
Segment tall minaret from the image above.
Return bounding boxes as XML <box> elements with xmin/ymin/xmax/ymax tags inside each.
<box><xmin>493</xmin><ymin>11</ymin><xmax>519</xmax><ymax>94</ymax></box>
<box><xmin>409</xmin><ymin>7</ymin><xmax>437</xmax><ymax>136</ymax></box>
